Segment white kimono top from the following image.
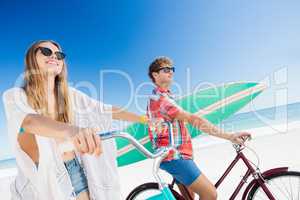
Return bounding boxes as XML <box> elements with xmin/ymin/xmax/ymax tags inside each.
<box><xmin>2</xmin><ymin>87</ymin><xmax>121</xmax><ymax>200</ymax></box>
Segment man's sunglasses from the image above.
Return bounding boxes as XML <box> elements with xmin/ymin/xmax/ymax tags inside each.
<box><xmin>35</xmin><ymin>47</ymin><xmax>66</xmax><ymax>60</ymax></box>
<box><xmin>156</xmin><ymin>67</ymin><xmax>175</xmax><ymax>73</ymax></box>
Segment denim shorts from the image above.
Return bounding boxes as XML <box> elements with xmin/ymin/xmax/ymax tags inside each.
<box><xmin>64</xmin><ymin>157</ymin><xmax>89</xmax><ymax>196</ymax></box>
<box><xmin>160</xmin><ymin>159</ymin><xmax>201</xmax><ymax>186</ymax></box>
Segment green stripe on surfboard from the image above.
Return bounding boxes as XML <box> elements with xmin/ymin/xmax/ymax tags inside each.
<box><xmin>187</xmin><ymin>91</ymin><xmax>262</xmax><ymax>138</ymax></box>
<box><xmin>116</xmin><ymin>82</ymin><xmax>264</xmax><ymax>167</ymax></box>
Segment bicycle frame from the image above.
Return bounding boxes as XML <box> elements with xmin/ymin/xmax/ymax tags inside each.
<box><xmin>216</xmin><ymin>149</ymin><xmax>276</xmax><ymax>199</ymax></box>
<box><xmin>176</xmin><ymin>144</ymin><xmax>279</xmax><ymax>200</ymax></box>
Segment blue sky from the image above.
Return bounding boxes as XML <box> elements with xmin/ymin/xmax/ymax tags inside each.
<box><xmin>1</xmin><ymin>0</ymin><xmax>300</xmax><ymax>159</ymax></box>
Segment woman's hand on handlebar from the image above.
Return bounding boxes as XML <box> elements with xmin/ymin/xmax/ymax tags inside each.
<box><xmin>229</xmin><ymin>132</ymin><xmax>252</xmax><ymax>145</ymax></box>
<box><xmin>69</xmin><ymin>127</ymin><xmax>102</xmax><ymax>156</ymax></box>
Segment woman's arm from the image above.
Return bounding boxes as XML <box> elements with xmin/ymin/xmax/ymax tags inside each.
<box><xmin>112</xmin><ymin>106</ymin><xmax>146</xmax><ymax>123</ymax></box>
<box><xmin>21</xmin><ymin>114</ymin><xmax>102</xmax><ymax>155</ymax></box>
<box><xmin>21</xmin><ymin>113</ymin><xmax>77</xmax><ymax>139</ymax></box>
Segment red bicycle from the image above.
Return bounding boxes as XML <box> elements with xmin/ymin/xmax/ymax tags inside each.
<box><xmin>127</xmin><ymin>136</ymin><xmax>300</xmax><ymax>199</ymax></box>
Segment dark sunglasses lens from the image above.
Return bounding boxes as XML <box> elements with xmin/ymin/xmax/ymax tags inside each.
<box><xmin>162</xmin><ymin>67</ymin><xmax>175</xmax><ymax>73</ymax></box>
<box><xmin>55</xmin><ymin>52</ymin><xmax>66</xmax><ymax>60</ymax></box>
<box><xmin>40</xmin><ymin>47</ymin><xmax>52</xmax><ymax>56</ymax></box>
<box><xmin>162</xmin><ymin>68</ymin><xmax>169</xmax><ymax>73</ymax></box>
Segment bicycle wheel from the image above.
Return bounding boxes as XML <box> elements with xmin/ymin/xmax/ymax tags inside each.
<box><xmin>247</xmin><ymin>171</ymin><xmax>300</xmax><ymax>200</ymax></box>
<box><xmin>126</xmin><ymin>182</ymin><xmax>184</xmax><ymax>200</ymax></box>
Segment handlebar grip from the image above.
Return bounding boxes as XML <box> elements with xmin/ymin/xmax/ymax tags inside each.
<box><xmin>58</xmin><ymin>131</ymin><xmax>116</xmax><ymax>153</ymax></box>
<box><xmin>242</xmin><ymin>135</ymin><xmax>252</xmax><ymax>142</ymax></box>
<box><xmin>98</xmin><ymin>131</ymin><xmax>115</xmax><ymax>139</ymax></box>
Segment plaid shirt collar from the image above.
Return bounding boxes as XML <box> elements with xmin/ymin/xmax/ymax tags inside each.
<box><xmin>153</xmin><ymin>86</ymin><xmax>175</xmax><ymax>99</ymax></box>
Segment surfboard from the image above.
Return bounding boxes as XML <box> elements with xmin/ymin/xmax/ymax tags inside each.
<box><xmin>116</xmin><ymin>82</ymin><xmax>266</xmax><ymax>167</ymax></box>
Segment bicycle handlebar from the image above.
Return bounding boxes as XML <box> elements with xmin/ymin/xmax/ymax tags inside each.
<box><xmin>58</xmin><ymin>131</ymin><xmax>173</xmax><ymax>160</ymax></box>
<box><xmin>232</xmin><ymin>135</ymin><xmax>252</xmax><ymax>151</ymax></box>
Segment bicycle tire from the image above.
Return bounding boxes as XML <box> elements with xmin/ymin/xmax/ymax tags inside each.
<box><xmin>126</xmin><ymin>182</ymin><xmax>184</xmax><ymax>200</ymax></box>
<box><xmin>247</xmin><ymin>171</ymin><xmax>300</xmax><ymax>200</ymax></box>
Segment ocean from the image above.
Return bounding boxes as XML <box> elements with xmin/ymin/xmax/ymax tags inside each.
<box><xmin>1</xmin><ymin>102</ymin><xmax>299</xmax><ymax>169</ymax></box>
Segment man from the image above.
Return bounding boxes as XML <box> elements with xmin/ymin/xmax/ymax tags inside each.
<box><xmin>147</xmin><ymin>57</ymin><xmax>251</xmax><ymax>200</ymax></box>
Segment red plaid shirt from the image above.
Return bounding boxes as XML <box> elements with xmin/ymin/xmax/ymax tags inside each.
<box><xmin>147</xmin><ymin>87</ymin><xmax>193</xmax><ymax>161</ymax></box>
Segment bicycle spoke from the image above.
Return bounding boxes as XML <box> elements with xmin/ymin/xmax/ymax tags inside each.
<box><xmin>250</xmin><ymin>174</ymin><xmax>300</xmax><ymax>200</ymax></box>
<box><xmin>297</xmin><ymin>179</ymin><xmax>300</xmax><ymax>200</ymax></box>
<box><xmin>288</xmin><ymin>176</ymin><xmax>293</xmax><ymax>200</ymax></box>
<box><xmin>255</xmin><ymin>184</ymin><xmax>280</xmax><ymax>200</ymax></box>
<box><xmin>256</xmin><ymin>178</ymin><xmax>285</xmax><ymax>199</ymax></box>
<box><xmin>278</xmin><ymin>176</ymin><xmax>293</xmax><ymax>198</ymax></box>
<box><xmin>268</xmin><ymin>182</ymin><xmax>284</xmax><ymax>199</ymax></box>
<box><xmin>255</xmin><ymin>191</ymin><xmax>269</xmax><ymax>200</ymax></box>
<box><xmin>272</xmin><ymin>178</ymin><xmax>291</xmax><ymax>199</ymax></box>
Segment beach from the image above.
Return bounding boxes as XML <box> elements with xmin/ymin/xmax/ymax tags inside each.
<box><xmin>1</xmin><ymin>121</ymin><xmax>299</xmax><ymax>199</ymax></box>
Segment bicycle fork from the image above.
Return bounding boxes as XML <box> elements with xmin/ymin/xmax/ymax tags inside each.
<box><xmin>252</xmin><ymin>172</ymin><xmax>276</xmax><ymax>200</ymax></box>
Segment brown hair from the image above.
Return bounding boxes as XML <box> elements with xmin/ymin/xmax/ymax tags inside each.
<box><xmin>23</xmin><ymin>40</ymin><xmax>71</xmax><ymax>123</ymax></box>
<box><xmin>148</xmin><ymin>56</ymin><xmax>173</xmax><ymax>83</ymax></box>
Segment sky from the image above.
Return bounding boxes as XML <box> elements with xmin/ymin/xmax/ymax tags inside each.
<box><xmin>1</xmin><ymin>0</ymin><xmax>300</xmax><ymax>159</ymax></box>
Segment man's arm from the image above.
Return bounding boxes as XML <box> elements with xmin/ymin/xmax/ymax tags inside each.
<box><xmin>174</xmin><ymin>110</ymin><xmax>250</xmax><ymax>144</ymax></box>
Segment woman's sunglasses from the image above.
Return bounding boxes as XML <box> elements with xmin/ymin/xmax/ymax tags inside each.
<box><xmin>35</xmin><ymin>47</ymin><xmax>66</xmax><ymax>60</ymax></box>
<box><xmin>157</xmin><ymin>67</ymin><xmax>175</xmax><ymax>73</ymax></box>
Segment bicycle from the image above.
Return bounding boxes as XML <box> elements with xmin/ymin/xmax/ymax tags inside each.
<box><xmin>126</xmin><ymin>126</ymin><xmax>300</xmax><ymax>200</ymax></box>
<box><xmin>60</xmin><ymin>127</ymin><xmax>300</xmax><ymax>199</ymax></box>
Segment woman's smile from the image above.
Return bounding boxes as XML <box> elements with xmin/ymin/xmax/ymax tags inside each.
<box><xmin>46</xmin><ymin>59</ymin><xmax>59</xmax><ymax>66</ymax></box>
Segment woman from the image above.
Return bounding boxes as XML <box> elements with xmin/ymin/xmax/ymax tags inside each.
<box><xmin>2</xmin><ymin>40</ymin><xmax>146</xmax><ymax>200</ymax></box>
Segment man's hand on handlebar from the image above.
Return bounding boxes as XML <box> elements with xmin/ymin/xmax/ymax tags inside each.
<box><xmin>229</xmin><ymin>132</ymin><xmax>252</xmax><ymax>145</ymax></box>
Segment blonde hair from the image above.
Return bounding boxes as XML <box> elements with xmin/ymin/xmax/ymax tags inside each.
<box><xmin>23</xmin><ymin>40</ymin><xmax>71</xmax><ymax>123</ymax></box>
